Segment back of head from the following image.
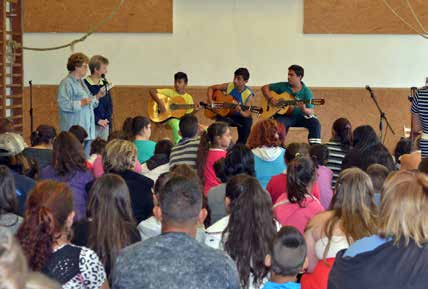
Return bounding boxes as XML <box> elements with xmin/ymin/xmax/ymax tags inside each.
<box><xmin>328</xmin><ymin>168</ymin><xmax>377</xmax><ymax>242</ymax></box>
<box><xmin>247</xmin><ymin>119</ymin><xmax>283</xmax><ymax>149</ymax></box>
<box><xmin>0</xmin><ymin>230</ymin><xmax>28</xmax><ymax>289</ymax></box>
<box><xmin>270</xmin><ymin>226</ymin><xmax>307</xmax><ymax>277</ymax></box>
<box><xmin>234</xmin><ymin>67</ymin><xmax>250</xmax><ymax>81</ymax></box>
<box><xmin>285</xmin><ymin>143</ymin><xmax>310</xmax><ymax>164</ymax></box>
<box><xmin>52</xmin><ymin>132</ymin><xmax>87</xmax><ymax>176</ymax></box>
<box><xmin>224</xmin><ymin>143</ymin><xmax>255</xmax><ymax>180</ymax></box>
<box><xmin>159</xmin><ymin>175</ymin><xmax>202</xmax><ymax>225</ymax></box>
<box><xmin>214</xmin><ymin>158</ymin><xmax>227</xmax><ymax>183</ymax></box>
<box><xmin>310</xmin><ymin>144</ymin><xmax>329</xmax><ymax>168</ymax></box>
<box><xmin>17</xmin><ymin>181</ymin><xmax>73</xmax><ymax>271</ymax></box>
<box><xmin>123</xmin><ymin>116</ymin><xmax>150</xmax><ymax>139</ymax></box>
<box><xmin>379</xmin><ymin>170</ymin><xmax>428</xmax><ymax>246</ymax></box>
<box><xmin>30</xmin><ymin>125</ymin><xmax>57</xmax><ymax>147</ymax></box>
<box><xmin>0</xmin><ymin>118</ymin><xmax>14</xmax><ymax>134</ymax></box>
<box><xmin>394</xmin><ymin>137</ymin><xmax>412</xmax><ymax>164</ymax></box>
<box><xmin>352</xmin><ymin>125</ymin><xmax>379</xmax><ymax>151</ymax></box>
<box><xmin>367</xmin><ymin>164</ymin><xmax>390</xmax><ymax>194</ymax></box>
<box><xmin>179</xmin><ymin>114</ymin><xmax>199</xmax><ymax>139</ymax></box>
<box><xmin>331</xmin><ymin>118</ymin><xmax>352</xmax><ymax>150</ymax></box>
<box><xmin>170</xmin><ymin>163</ymin><xmax>201</xmax><ymax>190</ymax></box>
<box><xmin>103</xmin><ymin>139</ymin><xmax>137</xmax><ymax>173</ymax></box>
<box><xmin>68</xmin><ymin>125</ymin><xmax>88</xmax><ymax>144</ymax></box>
<box><xmin>287</xmin><ymin>157</ymin><xmax>316</xmax><ymax>207</ymax></box>
<box><xmin>0</xmin><ymin>165</ymin><xmax>18</xmax><ymax>216</ymax></box>
<box><xmin>359</xmin><ymin>143</ymin><xmax>395</xmax><ymax>171</ymax></box>
<box><xmin>224</xmin><ymin>174</ymin><xmax>276</xmax><ymax>289</ymax></box>
<box><xmin>90</xmin><ymin>138</ymin><xmax>107</xmax><ymax>156</ymax></box>
<box><xmin>0</xmin><ymin>132</ymin><xmax>26</xmax><ymax>158</ymax></box>
<box><xmin>154</xmin><ymin>139</ymin><xmax>173</xmax><ymax>158</ymax></box>
<box><xmin>87</xmin><ymin>174</ymin><xmax>135</xmax><ymax>274</ymax></box>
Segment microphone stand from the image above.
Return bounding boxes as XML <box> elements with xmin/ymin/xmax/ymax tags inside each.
<box><xmin>366</xmin><ymin>86</ymin><xmax>395</xmax><ymax>142</ymax></box>
<box><xmin>29</xmin><ymin>80</ymin><xmax>34</xmax><ymax>133</ymax></box>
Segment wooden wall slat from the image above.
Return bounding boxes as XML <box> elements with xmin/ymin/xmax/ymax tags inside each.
<box><xmin>304</xmin><ymin>0</ymin><xmax>428</xmax><ymax>34</ymax></box>
<box><xmin>22</xmin><ymin>85</ymin><xmax>411</xmax><ymax>152</ymax></box>
<box><xmin>24</xmin><ymin>0</ymin><xmax>172</xmax><ymax>33</ymax></box>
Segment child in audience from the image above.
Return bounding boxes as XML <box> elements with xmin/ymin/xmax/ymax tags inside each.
<box><xmin>246</xmin><ymin>119</ymin><xmax>286</xmax><ymax>189</ymax></box>
<box><xmin>267</xmin><ymin>143</ymin><xmax>320</xmax><ymax>204</ymax></box>
<box><xmin>87</xmin><ymin>137</ymin><xmax>107</xmax><ymax>167</ymax></box>
<box><xmin>366</xmin><ymin>164</ymin><xmax>389</xmax><ymax>205</ymax></box>
<box><xmin>197</xmin><ymin>122</ymin><xmax>232</xmax><ymax>195</ymax></box>
<box><xmin>263</xmin><ymin>226</ymin><xmax>308</xmax><ymax>289</ymax></box>
<box><xmin>24</xmin><ymin>125</ymin><xmax>57</xmax><ymax>170</ymax></box>
<box><xmin>141</xmin><ymin>139</ymin><xmax>173</xmax><ymax>182</ymax></box>
<box><xmin>0</xmin><ymin>165</ymin><xmax>22</xmax><ymax>234</ymax></box>
<box><xmin>17</xmin><ymin>181</ymin><xmax>109</xmax><ymax>289</ymax></box>
<box><xmin>273</xmin><ymin>157</ymin><xmax>324</xmax><ymax>234</ymax></box>
<box><xmin>69</xmin><ymin>125</ymin><xmax>88</xmax><ymax>145</ymax></box>
<box><xmin>123</xmin><ymin>116</ymin><xmax>156</xmax><ymax>164</ymax></box>
<box><xmin>393</xmin><ymin>137</ymin><xmax>412</xmax><ymax>169</ymax></box>
<box><xmin>310</xmin><ymin>144</ymin><xmax>333</xmax><ymax>209</ymax></box>
<box><xmin>399</xmin><ymin>135</ymin><xmax>421</xmax><ymax>170</ymax></box>
<box><xmin>302</xmin><ymin>168</ymin><xmax>377</xmax><ymax>289</ymax></box>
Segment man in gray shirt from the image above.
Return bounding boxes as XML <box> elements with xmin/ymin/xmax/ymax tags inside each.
<box><xmin>112</xmin><ymin>175</ymin><xmax>240</xmax><ymax>289</ymax></box>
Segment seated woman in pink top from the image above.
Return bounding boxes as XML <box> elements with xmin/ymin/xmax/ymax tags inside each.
<box><xmin>196</xmin><ymin>122</ymin><xmax>232</xmax><ymax>196</ymax></box>
<box><xmin>267</xmin><ymin>143</ymin><xmax>320</xmax><ymax>204</ymax></box>
<box><xmin>273</xmin><ymin>157</ymin><xmax>325</xmax><ymax>234</ymax></box>
<box><xmin>310</xmin><ymin>144</ymin><xmax>333</xmax><ymax>209</ymax></box>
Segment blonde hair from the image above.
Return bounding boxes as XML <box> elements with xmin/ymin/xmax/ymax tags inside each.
<box><xmin>89</xmin><ymin>55</ymin><xmax>109</xmax><ymax>74</ymax></box>
<box><xmin>322</xmin><ymin>168</ymin><xmax>378</xmax><ymax>260</ymax></box>
<box><xmin>25</xmin><ymin>272</ymin><xmax>60</xmax><ymax>289</ymax></box>
<box><xmin>0</xmin><ymin>231</ymin><xmax>28</xmax><ymax>289</ymax></box>
<box><xmin>103</xmin><ymin>139</ymin><xmax>137</xmax><ymax>172</ymax></box>
<box><xmin>379</xmin><ymin>170</ymin><xmax>428</xmax><ymax>246</ymax></box>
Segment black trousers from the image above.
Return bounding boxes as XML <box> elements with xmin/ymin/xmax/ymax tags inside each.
<box><xmin>216</xmin><ymin>114</ymin><xmax>253</xmax><ymax>144</ymax></box>
<box><xmin>274</xmin><ymin>114</ymin><xmax>321</xmax><ymax>144</ymax></box>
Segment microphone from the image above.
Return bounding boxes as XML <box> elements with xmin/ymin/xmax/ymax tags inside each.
<box><xmin>101</xmin><ymin>74</ymin><xmax>108</xmax><ymax>85</ymax></box>
<box><xmin>365</xmin><ymin>85</ymin><xmax>372</xmax><ymax>92</ymax></box>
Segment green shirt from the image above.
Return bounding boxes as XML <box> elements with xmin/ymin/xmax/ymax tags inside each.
<box><xmin>269</xmin><ymin>82</ymin><xmax>314</xmax><ymax>116</ymax></box>
<box><xmin>134</xmin><ymin>140</ymin><xmax>156</xmax><ymax>164</ymax></box>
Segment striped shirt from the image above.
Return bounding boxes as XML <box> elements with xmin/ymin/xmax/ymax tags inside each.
<box><xmin>325</xmin><ymin>141</ymin><xmax>348</xmax><ymax>187</ymax></box>
<box><xmin>411</xmin><ymin>88</ymin><xmax>428</xmax><ymax>156</ymax></box>
<box><xmin>169</xmin><ymin>137</ymin><xmax>200</xmax><ymax>169</ymax></box>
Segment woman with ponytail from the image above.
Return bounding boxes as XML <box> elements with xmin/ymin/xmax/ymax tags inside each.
<box><xmin>273</xmin><ymin>157</ymin><xmax>324</xmax><ymax>234</ymax></box>
<box><xmin>325</xmin><ymin>118</ymin><xmax>353</xmax><ymax>187</ymax></box>
<box><xmin>196</xmin><ymin>122</ymin><xmax>232</xmax><ymax>195</ymax></box>
<box><xmin>17</xmin><ymin>180</ymin><xmax>109</xmax><ymax>289</ymax></box>
<box><xmin>123</xmin><ymin>116</ymin><xmax>156</xmax><ymax>164</ymax></box>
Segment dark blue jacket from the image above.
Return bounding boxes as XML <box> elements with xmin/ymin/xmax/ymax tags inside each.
<box><xmin>84</xmin><ymin>77</ymin><xmax>113</xmax><ymax>125</ymax></box>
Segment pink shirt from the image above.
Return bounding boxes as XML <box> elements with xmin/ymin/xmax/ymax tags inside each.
<box><xmin>316</xmin><ymin>165</ymin><xmax>333</xmax><ymax>209</ymax></box>
<box><xmin>273</xmin><ymin>193</ymin><xmax>325</xmax><ymax>234</ymax></box>
<box><xmin>92</xmin><ymin>155</ymin><xmax>143</xmax><ymax>178</ymax></box>
<box><xmin>203</xmin><ymin>149</ymin><xmax>227</xmax><ymax>196</ymax></box>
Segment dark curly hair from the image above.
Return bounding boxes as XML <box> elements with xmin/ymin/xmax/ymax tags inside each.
<box><xmin>17</xmin><ymin>181</ymin><xmax>73</xmax><ymax>271</ymax></box>
<box><xmin>223</xmin><ymin>174</ymin><xmax>276</xmax><ymax>289</ymax></box>
<box><xmin>246</xmin><ymin>119</ymin><xmax>284</xmax><ymax>149</ymax></box>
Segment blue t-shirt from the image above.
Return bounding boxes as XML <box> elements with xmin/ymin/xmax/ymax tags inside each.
<box><xmin>344</xmin><ymin>235</ymin><xmax>390</xmax><ymax>257</ymax></box>
<box><xmin>263</xmin><ymin>281</ymin><xmax>300</xmax><ymax>289</ymax></box>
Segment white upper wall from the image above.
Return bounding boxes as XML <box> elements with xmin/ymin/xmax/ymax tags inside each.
<box><xmin>23</xmin><ymin>0</ymin><xmax>428</xmax><ymax>87</ymax></box>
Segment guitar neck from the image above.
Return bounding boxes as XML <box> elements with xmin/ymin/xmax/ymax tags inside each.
<box><xmin>170</xmin><ymin>104</ymin><xmax>197</xmax><ymax>110</ymax></box>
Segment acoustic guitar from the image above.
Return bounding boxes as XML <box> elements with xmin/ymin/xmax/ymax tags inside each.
<box><xmin>260</xmin><ymin>91</ymin><xmax>325</xmax><ymax>119</ymax></box>
<box><xmin>203</xmin><ymin>90</ymin><xmax>263</xmax><ymax>119</ymax></box>
<box><xmin>148</xmin><ymin>93</ymin><xmax>200</xmax><ymax>123</ymax></box>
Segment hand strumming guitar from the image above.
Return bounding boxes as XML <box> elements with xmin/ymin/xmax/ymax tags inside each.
<box><xmin>157</xmin><ymin>102</ymin><xmax>167</xmax><ymax>113</ymax></box>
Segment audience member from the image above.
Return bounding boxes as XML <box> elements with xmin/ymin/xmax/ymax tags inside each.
<box><xmin>113</xmin><ymin>176</ymin><xmax>240</xmax><ymax>289</ymax></box>
<box><xmin>17</xmin><ymin>181</ymin><xmax>109</xmax><ymax>289</ymax></box>
<box><xmin>273</xmin><ymin>157</ymin><xmax>324</xmax><ymax>234</ymax></box>
<box><xmin>101</xmin><ymin>139</ymin><xmax>154</xmax><ymax>223</ymax></box>
<box><xmin>263</xmin><ymin>227</ymin><xmax>308</xmax><ymax>289</ymax></box>
<box><xmin>328</xmin><ymin>170</ymin><xmax>428</xmax><ymax>289</ymax></box>
<box><xmin>310</xmin><ymin>144</ymin><xmax>333</xmax><ymax>209</ymax></box>
<box><xmin>69</xmin><ymin>125</ymin><xmax>88</xmax><ymax>145</ymax></box>
<box><xmin>141</xmin><ymin>139</ymin><xmax>173</xmax><ymax>182</ymax></box>
<box><xmin>247</xmin><ymin>119</ymin><xmax>286</xmax><ymax>189</ymax></box>
<box><xmin>207</xmin><ymin>143</ymin><xmax>255</xmax><ymax>224</ymax></box>
<box><xmin>123</xmin><ymin>116</ymin><xmax>156</xmax><ymax>163</ymax></box>
<box><xmin>73</xmin><ymin>174</ymin><xmax>141</xmax><ymax>281</ymax></box>
<box><xmin>325</xmin><ymin>118</ymin><xmax>352</xmax><ymax>187</ymax></box>
<box><xmin>302</xmin><ymin>168</ymin><xmax>377</xmax><ymax>289</ymax></box>
<box><xmin>0</xmin><ymin>166</ymin><xmax>22</xmax><ymax>234</ymax></box>
<box><xmin>40</xmin><ymin>132</ymin><xmax>94</xmax><ymax>221</ymax></box>
<box><xmin>23</xmin><ymin>125</ymin><xmax>56</xmax><ymax>170</ymax></box>
<box><xmin>169</xmin><ymin>114</ymin><xmax>201</xmax><ymax>168</ymax></box>
<box><xmin>399</xmin><ymin>135</ymin><xmax>422</xmax><ymax>171</ymax></box>
<box><xmin>366</xmin><ymin>164</ymin><xmax>390</xmax><ymax>205</ymax></box>
<box><xmin>88</xmin><ymin>137</ymin><xmax>107</xmax><ymax>166</ymax></box>
<box><xmin>197</xmin><ymin>122</ymin><xmax>232</xmax><ymax>195</ymax></box>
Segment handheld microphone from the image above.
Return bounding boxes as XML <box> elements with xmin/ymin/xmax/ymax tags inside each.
<box><xmin>101</xmin><ymin>74</ymin><xmax>108</xmax><ymax>85</ymax></box>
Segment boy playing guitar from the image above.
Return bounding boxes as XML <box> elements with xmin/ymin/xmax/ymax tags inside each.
<box><xmin>207</xmin><ymin>67</ymin><xmax>255</xmax><ymax>144</ymax></box>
